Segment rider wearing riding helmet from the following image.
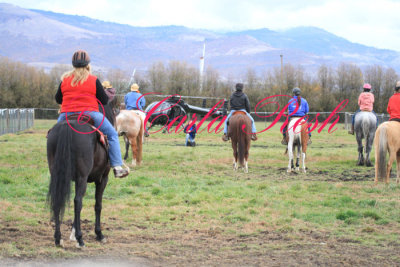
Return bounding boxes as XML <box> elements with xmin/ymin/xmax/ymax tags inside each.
<box><xmin>55</xmin><ymin>50</ymin><xmax>129</xmax><ymax>178</ymax></box>
<box><xmin>222</xmin><ymin>83</ymin><xmax>257</xmax><ymax>141</ymax></box>
<box><xmin>348</xmin><ymin>83</ymin><xmax>378</xmax><ymax>135</ymax></box>
<box><xmin>387</xmin><ymin>81</ymin><xmax>400</xmax><ymax>122</ymax></box>
<box><xmin>281</xmin><ymin>87</ymin><xmax>312</xmax><ymax>145</ymax></box>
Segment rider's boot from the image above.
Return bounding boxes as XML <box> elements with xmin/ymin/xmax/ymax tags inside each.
<box><xmin>251</xmin><ymin>133</ymin><xmax>257</xmax><ymax>141</ymax></box>
<box><xmin>113</xmin><ymin>165</ymin><xmax>130</xmax><ymax>178</ymax></box>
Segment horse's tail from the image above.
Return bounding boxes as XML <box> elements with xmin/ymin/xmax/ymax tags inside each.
<box><xmin>237</xmin><ymin>115</ymin><xmax>251</xmax><ymax>167</ymax></box>
<box><xmin>361</xmin><ymin>115</ymin><xmax>370</xmax><ymax>141</ymax></box>
<box><xmin>47</xmin><ymin>123</ymin><xmax>74</xmax><ymax>219</ymax></box>
<box><xmin>375</xmin><ymin>125</ymin><xmax>387</xmax><ymax>182</ymax></box>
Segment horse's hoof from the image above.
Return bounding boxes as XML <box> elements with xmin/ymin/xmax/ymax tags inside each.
<box><xmin>56</xmin><ymin>239</ymin><xmax>64</xmax><ymax>248</ymax></box>
<box><xmin>76</xmin><ymin>242</ymin><xmax>85</xmax><ymax>249</ymax></box>
<box><xmin>100</xmin><ymin>237</ymin><xmax>107</xmax><ymax>244</ymax></box>
<box><xmin>70</xmin><ymin>229</ymin><xmax>76</xmax><ymax>241</ymax></box>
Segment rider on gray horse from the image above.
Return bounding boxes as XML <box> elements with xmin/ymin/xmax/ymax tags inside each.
<box><xmin>348</xmin><ymin>83</ymin><xmax>378</xmax><ymax>135</ymax></box>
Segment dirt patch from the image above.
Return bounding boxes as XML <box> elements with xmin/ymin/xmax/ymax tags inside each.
<box><xmin>1</xmin><ymin>220</ymin><xmax>399</xmax><ymax>266</ymax></box>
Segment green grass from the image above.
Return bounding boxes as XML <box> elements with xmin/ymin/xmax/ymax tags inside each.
<box><xmin>0</xmin><ymin>119</ymin><xmax>399</xmax><ymax>261</ymax></box>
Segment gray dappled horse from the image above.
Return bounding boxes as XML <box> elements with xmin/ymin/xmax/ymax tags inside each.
<box><xmin>354</xmin><ymin>111</ymin><xmax>377</xmax><ymax>166</ymax></box>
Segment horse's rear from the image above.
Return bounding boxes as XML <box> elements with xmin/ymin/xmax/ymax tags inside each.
<box><xmin>355</xmin><ymin>111</ymin><xmax>377</xmax><ymax>166</ymax></box>
<box><xmin>47</xmin><ymin>121</ymin><xmax>109</xmax><ymax>247</ymax></box>
<box><xmin>228</xmin><ymin>113</ymin><xmax>251</xmax><ymax>173</ymax></box>
<box><xmin>287</xmin><ymin>118</ymin><xmax>308</xmax><ymax>173</ymax></box>
<box><xmin>374</xmin><ymin>121</ymin><xmax>400</xmax><ymax>184</ymax></box>
<box><xmin>116</xmin><ymin>110</ymin><xmax>144</xmax><ymax>166</ymax></box>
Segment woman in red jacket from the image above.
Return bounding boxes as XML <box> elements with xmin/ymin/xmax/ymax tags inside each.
<box><xmin>55</xmin><ymin>50</ymin><xmax>129</xmax><ymax>178</ymax></box>
<box><xmin>387</xmin><ymin>81</ymin><xmax>400</xmax><ymax>122</ymax></box>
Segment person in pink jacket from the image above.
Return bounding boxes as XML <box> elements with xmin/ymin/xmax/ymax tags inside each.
<box><xmin>348</xmin><ymin>83</ymin><xmax>378</xmax><ymax>134</ymax></box>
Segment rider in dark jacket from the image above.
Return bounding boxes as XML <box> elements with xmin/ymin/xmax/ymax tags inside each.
<box><xmin>222</xmin><ymin>83</ymin><xmax>257</xmax><ymax>141</ymax></box>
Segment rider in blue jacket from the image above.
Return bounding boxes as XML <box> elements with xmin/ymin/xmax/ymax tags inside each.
<box><xmin>124</xmin><ymin>83</ymin><xmax>146</xmax><ymax>111</ymax></box>
<box><xmin>281</xmin><ymin>87</ymin><xmax>312</xmax><ymax>145</ymax></box>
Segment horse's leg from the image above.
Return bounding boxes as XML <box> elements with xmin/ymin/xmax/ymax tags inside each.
<box><xmin>123</xmin><ymin>135</ymin><xmax>129</xmax><ymax>160</ymax></box>
<box><xmin>136</xmin><ymin>134</ymin><xmax>143</xmax><ymax>165</ymax></box>
<box><xmin>396</xmin><ymin>151</ymin><xmax>400</xmax><ymax>184</ymax></box>
<box><xmin>130</xmin><ymin>138</ymin><xmax>137</xmax><ymax>167</ymax></box>
<box><xmin>365</xmin><ymin>133</ymin><xmax>374</xmax><ymax>167</ymax></box>
<box><xmin>287</xmin><ymin>141</ymin><xmax>294</xmax><ymax>173</ymax></box>
<box><xmin>244</xmin><ymin>143</ymin><xmax>249</xmax><ymax>173</ymax></box>
<box><xmin>73</xmin><ymin>180</ymin><xmax>87</xmax><ymax>248</ymax></box>
<box><xmin>232</xmin><ymin>141</ymin><xmax>238</xmax><ymax>171</ymax></box>
<box><xmin>94</xmin><ymin>176</ymin><xmax>109</xmax><ymax>243</ymax></box>
<box><xmin>54</xmin><ymin>208</ymin><xmax>64</xmax><ymax>247</ymax></box>
<box><xmin>295</xmin><ymin>144</ymin><xmax>300</xmax><ymax>171</ymax></box>
<box><xmin>356</xmin><ymin>135</ymin><xmax>364</xmax><ymax>166</ymax></box>
<box><xmin>386</xmin><ymin>152</ymin><xmax>396</xmax><ymax>184</ymax></box>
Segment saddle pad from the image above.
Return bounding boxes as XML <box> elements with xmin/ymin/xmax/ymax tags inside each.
<box><xmin>232</xmin><ymin>111</ymin><xmax>246</xmax><ymax>116</ymax></box>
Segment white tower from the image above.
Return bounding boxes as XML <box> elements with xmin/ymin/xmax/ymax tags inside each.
<box><xmin>199</xmin><ymin>41</ymin><xmax>206</xmax><ymax>92</ymax></box>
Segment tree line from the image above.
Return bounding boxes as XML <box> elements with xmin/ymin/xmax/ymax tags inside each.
<box><xmin>0</xmin><ymin>56</ymin><xmax>398</xmax><ymax>113</ymax></box>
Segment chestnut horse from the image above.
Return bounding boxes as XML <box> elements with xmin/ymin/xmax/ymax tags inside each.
<box><xmin>374</xmin><ymin>121</ymin><xmax>400</xmax><ymax>184</ymax></box>
<box><xmin>286</xmin><ymin>117</ymin><xmax>309</xmax><ymax>173</ymax></box>
<box><xmin>228</xmin><ymin>111</ymin><xmax>252</xmax><ymax>173</ymax></box>
<box><xmin>116</xmin><ymin>110</ymin><xmax>144</xmax><ymax>167</ymax></box>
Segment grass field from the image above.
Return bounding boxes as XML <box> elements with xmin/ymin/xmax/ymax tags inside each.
<box><xmin>0</xmin><ymin>120</ymin><xmax>399</xmax><ymax>266</ymax></box>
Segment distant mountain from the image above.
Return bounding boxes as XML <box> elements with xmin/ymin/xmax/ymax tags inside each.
<box><xmin>1</xmin><ymin>3</ymin><xmax>399</xmax><ymax>75</ymax></box>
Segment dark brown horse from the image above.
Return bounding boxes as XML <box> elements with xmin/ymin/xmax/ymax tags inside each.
<box><xmin>47</xmin><ymin>104</ymin><xmax>114</xmax><ymax>248</ymax></box>
<box><xmin>228</xmin><ymin>111</ymin><xmax>252</xmax><ymax>173</ymax></box>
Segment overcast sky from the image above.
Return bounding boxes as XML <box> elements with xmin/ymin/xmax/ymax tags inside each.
<box><xmin>4</xmin><ymin>0</ymin><xmax>400</xmax><ymax>51</ymax></box>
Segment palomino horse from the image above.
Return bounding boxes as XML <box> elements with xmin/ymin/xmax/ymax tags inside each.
<box><xmin>228</xmin><ymin>111</ymin><xmax>252</xmax><ymax>173</ymax></box>
<box><xmin>354</xmin><ymin>111</ymin><xmax>377</xmax><ymax>166</ymax></box>
<box><xmin>286</xmin><ymin>117</ymin><xmax>309</xmax><ymax>173</ymax></box>
<box><xmin>47</xmin><ymin>104</ymin><xmax>114</xmax><ymax>248</ymax></box>
<box><xmin>116</xmin><ymin>110</ymin><xmax>144</xmax><ymax>167</ymax></box>
<box><xmin>374</xmin><ymin>121</ymin><xmax>400</xmax><ymax>184</ymax></box>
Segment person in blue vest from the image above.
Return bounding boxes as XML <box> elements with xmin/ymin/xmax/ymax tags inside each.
<box><xmin>281</xmin><ymin>87</ymin><xmax>312</xmax><ymax>145</ymax></box>
<box><xmin>124</xmin><ymin>83</ymin><xmax>145</xmax><ymax>111</ymax></box>
<box><xmin>184</xmin><ymin>117</ymin><xmax>197</xmax><ymax>146</ymax></box>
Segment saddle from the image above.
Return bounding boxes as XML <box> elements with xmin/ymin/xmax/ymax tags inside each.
<box><xmin>47</xmin><ymin>115</ymin><xmax>108</xmax><ymax>149</ymax></box>
<box><xmin>227</xmin><ymin>111</ymin><xmax>246</xmax><ymax>127</ymax></box>
<box><xmin>232</xmin><ymin>111</ymin><xmax>246</xmax><ymax>116</ymax></box>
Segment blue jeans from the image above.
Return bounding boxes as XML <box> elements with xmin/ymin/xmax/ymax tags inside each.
<box><xmin>352</xmin><ymin>109</ymin><xmax>378</xmax><ymax>127</ymax></box>
<box><xmin>185</xmin><ymin>134</ymin><xmax>195</xmax><ymax>146</ymax></box>
<box><xmin>223</xmin><ymin>110</ymin><xmax>257</xmax><ymax>134</ymax></box>
<box><xmin>57</xmin><ymin>111</ymin><xmax>123</xmax><ymax>167</ymax></box>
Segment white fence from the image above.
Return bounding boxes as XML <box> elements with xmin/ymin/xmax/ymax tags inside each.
<box><xmin>0</xmin><ymin>109</ymin><xmax>35</xmax><ymax>135</ymax></box>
